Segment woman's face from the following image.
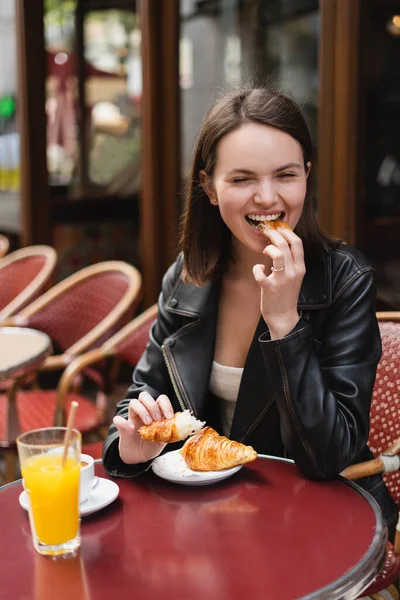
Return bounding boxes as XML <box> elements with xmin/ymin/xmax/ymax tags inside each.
<box><xmin>202</xmin><ymin>123</ymin><xmax>309</xmax><ymax>258</ymax></box>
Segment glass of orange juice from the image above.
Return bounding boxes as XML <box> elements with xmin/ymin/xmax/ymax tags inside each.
<box><xmin>17</xmin><ymin>427</ymin><xmax>81</xmax><ymax>557</ymax></box>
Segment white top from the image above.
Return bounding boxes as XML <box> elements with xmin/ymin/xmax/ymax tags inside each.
<box><xmin>209</xmin><ymin>360</ymin><xmax>243</xmax><ymax>437</ymax></box>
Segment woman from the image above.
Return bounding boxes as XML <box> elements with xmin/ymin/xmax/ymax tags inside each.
<box><xmin>103</xmin><ymin>85</ymin><xmax>397</xmax><ymax>535</ymax></box>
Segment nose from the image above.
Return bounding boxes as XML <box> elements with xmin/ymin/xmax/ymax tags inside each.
<box><xmin>254</xmin><ymin>179</ymin><xmax>277</xmax><ymax>206</ymax></box>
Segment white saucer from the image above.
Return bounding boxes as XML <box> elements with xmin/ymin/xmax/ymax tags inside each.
<box><xmin>19</xmin><ymin>477</ymin><xmax>120</xmax><ymax>517</ymax></box>
<box><xmin>151</xmin><ymin>449</ymin><xmax>243</xmax><ymax>486</ymax></box>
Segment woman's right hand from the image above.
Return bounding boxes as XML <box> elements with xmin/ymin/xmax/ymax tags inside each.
<box><xmin>113</xmin><ymin>391</ymin><xmax>174</xmax><ymax>465</ymax></box>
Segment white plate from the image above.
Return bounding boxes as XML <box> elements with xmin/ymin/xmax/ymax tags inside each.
<box><xmin>19</xmin><ymin>477</ymin><xmax>120</xmax><ymax>517</ymax></box>
<box><xmin>151</xmin><ymin>449</ymin><xmax>243</xmax><ymax>486</ymax></box>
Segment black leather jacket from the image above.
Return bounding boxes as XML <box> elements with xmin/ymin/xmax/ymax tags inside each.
<box><xmin>103</xmin><ymin>243</ymin><xmax>397</xmax><ymax>534</ymax></box>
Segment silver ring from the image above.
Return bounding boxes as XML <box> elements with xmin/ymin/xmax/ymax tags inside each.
<box><xmin>271</xmin><ymin>266</ymin><xmax>285</xmax><ymax>272</ymax></box>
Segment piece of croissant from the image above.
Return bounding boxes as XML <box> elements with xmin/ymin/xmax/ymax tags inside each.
<box><xmin>180</xmin><ymin>427</ymin><xmax>258</xmax><ymax>471</ymax></box>
<box><xmin>257</xmin><ymin>220</ymin><xmax>292</xmax><ymax>235</ymax></box>
<box><xmin>138</xmin><ymin>410</ymin><xmax>204</xmax><ymax>443</ymax></box>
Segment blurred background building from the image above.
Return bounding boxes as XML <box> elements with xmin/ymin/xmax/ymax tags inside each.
<box><xmin>0</xmin><ymin>0</ymin><xmax>399</xmax><ymax>308</ymax></box>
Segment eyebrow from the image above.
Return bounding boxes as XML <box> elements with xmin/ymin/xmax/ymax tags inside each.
<box><xmin>226</xmin><ymin>169</ymin><xmax>256</xmax><ymax>176</ymax></box>
<box><xmin>275</xmin><ymin>163</ymin><xmax>303</xmax><ymax>172</ymax></box>
<box><xmin>226</xmin><ymin>163</ymin><xmax>303</xmax><ymax>176</ymax></box>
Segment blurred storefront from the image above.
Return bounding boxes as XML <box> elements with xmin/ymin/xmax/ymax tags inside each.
<box><xmin>0</xmin><ymin>0</ymin><xmax>20</xmax><ymax>240</ymax></box>
<box><xmin>1</xmin><ymin>0</ymin><xmax>400</xmax><ymax>307</ymax></box>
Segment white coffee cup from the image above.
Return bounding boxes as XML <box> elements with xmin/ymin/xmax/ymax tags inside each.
<box><xmin>79</xmin><ymin>453</ymin><xmax>97</xmax><ymax>504</ymax></box>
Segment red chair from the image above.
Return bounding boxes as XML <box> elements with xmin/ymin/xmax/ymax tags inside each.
<box><xmin>0</xmin><ymin>261</ymin><xmax>143</xmax><ymax>481</ymax></box>
<box><xmin>0</xmin><ymin>245</ymin><xmax>57</xmax><ymax>322</ymax></box>
<box><xmin>342</xmin><ymin>312</ymin><xmax>400</xmax><ymax>599</ymax></box>
<box><xmin>57</xmin><ymin>304</ymin><xmax>158</xmax><ymax>460</ymax></box>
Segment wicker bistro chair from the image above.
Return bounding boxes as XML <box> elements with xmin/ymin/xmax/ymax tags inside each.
<box><xmin>0</xmin><ymin>245</ymin><xmax>57</xmax><ymax>322</ymax></box>
<box><xmin>0</xmin><ymin>261</ymin><xmax>143</xmax><ymax>481</ymax></box>
<box><xmin>0</xmin><ymin>235</ymin><xmax>9</xmax><ymax>259</ymax></box>
<box><xmin>341</xmin><ymin>312</ymin><xmax>400</xmax><ymax>600</ymax></box>
<box><xmin>55</xmin><ymin>304</ymin><xmax>157</xmax><ymax>460</ymax></box>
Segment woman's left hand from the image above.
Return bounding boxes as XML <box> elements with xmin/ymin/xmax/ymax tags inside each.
<box><xmin>253</xmin><ymin>227</ymin><xmax>306</xmax><ymax>339</ymax></box>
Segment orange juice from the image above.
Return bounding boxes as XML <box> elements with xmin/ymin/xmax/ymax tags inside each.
<box><xmin>22</xmin><ymin>454</ymin><xmax>80</xmax><ymax>545</ymax></box>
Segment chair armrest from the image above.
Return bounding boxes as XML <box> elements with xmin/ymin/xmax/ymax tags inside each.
<box><xmin>54</xmin><ymin>348</ymin><xmax>114</xmax><ymax>425</ymax></box>
<box><xmin>41</xmin><ymin>354</ymin><xmax>73</xmax><ymax>371</ymax></box>
<box><xmin>341</xmin><ymin>437</ymin><xmax>400</xmax><ymax>558</ymax></box>
<box><xmin>340</xmin><ymin>457</ymin><xmax>385</xmax><ymax>480</ymax></box>
<box><xmin>341</xmin><ymin>438</ymin><xmax>400</xmax><ymax>480</ymax></box>
<box><xmin>0</xmin><ymin>317</ymin><xmax>17</xmax><ymax>327</ymax></box>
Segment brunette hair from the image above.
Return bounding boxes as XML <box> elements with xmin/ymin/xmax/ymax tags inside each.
<box><xmin>180</xmin><ymin>85</ymin><xmax>334</xmax><ymax>286</ymax></box>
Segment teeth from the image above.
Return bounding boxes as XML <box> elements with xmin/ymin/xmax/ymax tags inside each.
<box><xmin>247</xmin><ymin>212</ymin><xmax>282</xmax><ymax>222</ymax></box>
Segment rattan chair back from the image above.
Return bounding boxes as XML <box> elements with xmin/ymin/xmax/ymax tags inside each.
<box><xmin>0</xmin><ymin>245</ymin><xmax>57</xmax><ymax>321</ymax></box>
<box><xmin>11</xmin><ymin>261</ymin><xmax>142</xmax><ymax>356</ymax></box>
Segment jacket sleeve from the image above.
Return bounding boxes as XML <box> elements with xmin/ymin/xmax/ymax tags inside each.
<box><xmin>259</xmin><ymin>269</ymin><xmax>382</xmax><ymax>480</ymax></box>
<box><xmin>102</xmin><ymin>259</ymin><xmax>184</xmax><ymax>477</ymax></box>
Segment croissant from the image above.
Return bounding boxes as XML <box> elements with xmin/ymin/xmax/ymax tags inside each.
<box><xmin>180</xmin><ymin>427</ymin><xmax>258</xmax><ymax>471</ymax></box>
<box><xmin>258</xmin><ymin>220</ymin><xmax>292</xmax><ymax>234</ymax></box>
<box><xmin>138</xmin><ymin>410</ymin><xmax>204</xmax><ymax>443</ymax></box>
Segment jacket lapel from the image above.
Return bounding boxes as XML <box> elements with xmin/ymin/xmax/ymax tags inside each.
<box><xmin>164</xmin><ymin>276</ymin><xmax>220</xmax><ymax>418</ymax></box>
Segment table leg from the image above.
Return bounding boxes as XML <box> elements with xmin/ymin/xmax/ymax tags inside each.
<box><xmin>4</xmin><ymin>452</ymin><xmax>17</xmax><ymax>483</ymax></box>
<box><xmin>6</xmin><ymin>376</ymin><xmax>22</xmax><ymax>443</ymax></box>
<box><xmin>2</xmin><ymin>376</ymin><xmax>23</xmax><ymax>482</ymax></box>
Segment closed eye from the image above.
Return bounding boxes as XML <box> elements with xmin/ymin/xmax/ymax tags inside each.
<box><xmin>232</xmin><ymin>177</ymin><xmax>250</xmax><ymax>183</ymax></box>
<box><xmin>278</xmin><ymin>172</ymin><xmax>296</xmax><ymax>180</ymax></box>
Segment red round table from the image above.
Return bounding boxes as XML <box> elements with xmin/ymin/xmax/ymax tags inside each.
<box><xmin>0</xmin><ymin>456</ymin><xmax>386</xmax><ymax>600</ymax></box>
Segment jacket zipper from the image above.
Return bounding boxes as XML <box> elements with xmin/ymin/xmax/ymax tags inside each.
<box><xmin>161</xmin><ymin>344</ymin><xmax>193</xmax><ymax>413</ymax></box>
<box><xmin>239</xmin><ymin>396</ymin><xmax>274</xmax><ymax>442</ymax></box>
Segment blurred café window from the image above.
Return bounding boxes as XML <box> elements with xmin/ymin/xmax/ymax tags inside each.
<box><xmin>43</xmin><ymin>0</ymin><xmax>141</xmax><ymax>280</ymax></box>
<box><xmin>360</xmin><ymin>2</ymin><xmax>400</xmax><ymax>310</ymax></box>
<box><xmin>179</xmin><ymin>0</ymin><xmax>319</xmax><ymax>185</ymax></box>
<box><xmin>0</xmin><ymin>0</ymin><xmax>20</xmax><ymax>236</ymax></box>
<box><xmin>44</xmin><ymin>0</ymin><xmax>77</xmax><ymax>187</ymax></box>
<box><xmin>44</xmin><ymin>0</ymin><xmax>141</xmax><ymax>200</ymax></box>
